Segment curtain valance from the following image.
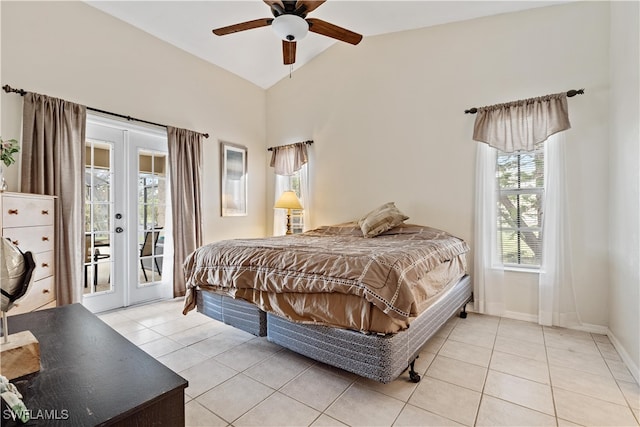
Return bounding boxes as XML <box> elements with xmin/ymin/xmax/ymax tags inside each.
<box><xmin>270</xmin><ymin>142</ymin><xmax>309</xmax><ymax>176</ymax></box>
<box><xmin>472</xmin><ymin>92</ymin><xmax>571</xmax><ymax>152</ymax></box>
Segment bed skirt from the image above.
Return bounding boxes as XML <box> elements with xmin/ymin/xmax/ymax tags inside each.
<box><xmin>266</xmin><ymin>274</ymin><xmax>472</xmax><ymax>383</ymax></box>
<box><xmin>196</xmin><ymin>289</ymin><xmax>267</xmax><ymax>337</ymax></box>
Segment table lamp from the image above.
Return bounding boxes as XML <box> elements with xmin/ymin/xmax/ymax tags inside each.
<box><xmin>274</xmin><ymin>190</ymin><xmax>303</xmax><ymax>235</ymax></box>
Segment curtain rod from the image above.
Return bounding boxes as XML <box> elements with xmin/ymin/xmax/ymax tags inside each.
<box><xmin>464</xmin><ymin>89</ymin><xmax>585</xmax><ymax>114</ymax></box>
<box><xmin>2</xmin><ymin>84</ymin><xmax>209</xmax><ymax>138</ymax></box>
<box><xmin>267</xmin><ymin>140</ymin><xmax>313</xmax><ymax>151</ymax></box>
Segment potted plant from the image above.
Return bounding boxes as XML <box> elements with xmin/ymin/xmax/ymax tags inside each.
<box><xmin>0</xmin><ymin>137</ymin><xmax>19</xmax><ymax>191</ymax></box>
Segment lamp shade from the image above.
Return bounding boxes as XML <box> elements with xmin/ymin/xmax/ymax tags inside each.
<box><xmin>271</xmin><ymin>14</ymin><xmax>309</xmax><ymax>41</ymax></box>
<box><xmin>274</xmin><ymin>191</ymin><xmax>303</xmax><ymax>210</ymax></box>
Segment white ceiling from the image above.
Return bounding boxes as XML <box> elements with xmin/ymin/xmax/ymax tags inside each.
<box><xmin>86</xmin><ymin>1</ymin><xmax>568</xmax><ymax>89</ymax></box>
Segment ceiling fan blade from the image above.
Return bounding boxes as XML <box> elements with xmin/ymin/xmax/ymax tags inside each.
<box><xmin>294</xmin><ymin>0</ymin><xmax>326</xmax><ymax>15</ymax></box>
<box><xmin>212</xmin><ymin>18</ymin><xmax>272</xmax><ymax>36</ymax></box>
<box><xmin>306</xmin><ymin>18</ymin><xmax>363</xmax><ymax>45</ymax></box>
<box><xmin>283</xmin><ymin>40</ymin><xmax>296</xmax><ymax>65</ymax></box>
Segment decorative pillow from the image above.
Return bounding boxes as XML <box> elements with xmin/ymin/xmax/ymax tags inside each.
<box><xmin>358</xmin><ymin>202</ymin><xmax>409</xmax><ymax>238</ymax></box>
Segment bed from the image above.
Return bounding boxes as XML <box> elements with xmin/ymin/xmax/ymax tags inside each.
<box><xmin>183</xmin><ymin>219</ymin><xmax>471</xmax><ymax>383</ymax></box>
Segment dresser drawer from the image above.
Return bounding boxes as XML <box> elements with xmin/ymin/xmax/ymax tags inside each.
<box><xmin>33</xmin><ymin>251</ymin><xmax>55</xmax><ymax>281</ymax></box>
<box><xmin>2</xmin><ymin>225</ymin><xmax>55</xmax><ymax>253</ymax></box>
<box><xmin>7</xmin><ymin>276</ymin><xmax>55</xmax><ymax>316</ymax></box>
<box><xmin>2</xmin><ymin>195</ymin><xmax>55</xmax><ymax>228</ymax></box>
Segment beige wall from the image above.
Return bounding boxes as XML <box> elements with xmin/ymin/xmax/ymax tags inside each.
<box><xmin>0</xmin><ymin>1</ymin><xmax>267</xmax><ymax>242</ymax></box>
<box><xmin>266</xmin><ymin>2</ymin><xmax>611</xmax><ymax>327</ymax></box>
<box><xmin>609</xmin><ymin>1</ymin><xmax>640</xmax><ymax>380</ymax></box>
<box><xmin>3</xmin><ymin>0</ymin><xmax>636</xmax><ymax>374</ymax></box>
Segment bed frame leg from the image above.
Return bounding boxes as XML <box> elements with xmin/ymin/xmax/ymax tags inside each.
<box><xmin>408</xmin><ymin>357</ymin><xmax>421</xmax><ymax>383</ymax></box>
<box><xmin>459</xmin><ymin>294</ymin><xmax>473</xmax><ymax>319</ymax></box>
<box><xmin>460</xmin><ymin>303</ymin><xmax>468</xmax><ymax>319</ymax></box>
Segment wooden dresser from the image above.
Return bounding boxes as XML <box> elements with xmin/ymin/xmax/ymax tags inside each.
<box><xmin>1</xmin><ymin>192</ymin><xmax>56</xmax><ymax>314</ymax></box>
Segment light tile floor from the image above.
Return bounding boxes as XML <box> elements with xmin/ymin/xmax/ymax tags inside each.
<box><xmin>98</xmin><ymin>299</ymin><xmax>640</xmax><ymax>427</ymax></box>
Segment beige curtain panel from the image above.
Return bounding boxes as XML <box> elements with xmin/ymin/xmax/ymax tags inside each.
<box><xmin>270</xmin><ymin>142</ymin><xmax>308</xmax><ymax>175</ymax></box>
<box><xmin>167</xmin><ymin>127</ymin><xmax>203</xmax><ymax>299</ymax></box>
<box><xmin>472</xmin><ymin>92</ymin><xmax>571</xmax><ymax>152</ymax></box>
<box><xmin>21</xmin><ymin>92</ymin><xmax>87</xmax><ymax>306</ymax></box>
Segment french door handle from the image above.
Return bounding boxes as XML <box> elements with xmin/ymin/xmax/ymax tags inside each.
<box><xmin>115</xmin><ymin>227</ymin><xmax>124</xmax><ymax>233</ymax></box>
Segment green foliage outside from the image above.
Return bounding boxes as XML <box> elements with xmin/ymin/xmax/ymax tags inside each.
<box><xmin>496</xmin><ymin>148</ymin><xmax>544</xmax><ymax>267</ymax></box>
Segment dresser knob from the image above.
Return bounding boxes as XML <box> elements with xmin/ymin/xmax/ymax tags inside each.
<box><xmin>41</xmin><ymin>263</ymin><xmax>49</xmax><ymax>268</ymax></box>
<box><xmin>42</xmin><ymin>236</ymin><xmax>49</xmax><ymax>241</ymax></box>
<box><xmin>42</xmin><ymin>210</ymin><xmax>49</xmax><ymax>215</ymax></box>
<box><xmin>43</xmin><ymin>289</ymin><xmax>50</xmax><ymax>294</ymax></box>
<box><xmin>8</xmin><ymin>209</ymin><xmax>18</xmax><ymax>215</ymax></box>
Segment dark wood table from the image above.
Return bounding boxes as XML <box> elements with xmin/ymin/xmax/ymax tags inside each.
<box><xmin>2</xmin><ymin>304</ymin><xmax>188</xmax><ymax>426</ymax></box>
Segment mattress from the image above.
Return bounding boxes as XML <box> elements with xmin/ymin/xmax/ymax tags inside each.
<box><xmin>267</xmin><ymin>274</ymin><xmax>472</xmax><ymax>383</ymax></box>
<box><xmin>196</xmin><ymin>289</ymin><xmax>267</xmax><ymax>336</ymax></box>
<box><xmin>183</xmin><ymin>222</ymin><xmax>470</xmax><ymax>334</ymax></box>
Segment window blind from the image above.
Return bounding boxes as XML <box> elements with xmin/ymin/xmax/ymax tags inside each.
<box><xmin>496</xmin><ymin>146</ymin><xmax>544</xmax><ymax>267</ymax></box>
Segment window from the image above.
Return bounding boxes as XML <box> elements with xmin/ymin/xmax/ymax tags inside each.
<box><xmin>496</xmin><ymin>145</ymin><xmax>544</xmax><ymax>268</ymax></box>
<box><xmin>138</xmin><ymin>151</ymin><xmax>166</xmax><ymax>284</ymax></box>
<box><xmin>275</xmin><ymin>170</ymin><xmax>304</xmax><ymax>234</ymax></box>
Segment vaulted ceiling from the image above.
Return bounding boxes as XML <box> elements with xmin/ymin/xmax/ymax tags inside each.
<box><xmin>87</xmin><ymin>1</ymin><xmax>568</xmax><ymax>89</ymax></box>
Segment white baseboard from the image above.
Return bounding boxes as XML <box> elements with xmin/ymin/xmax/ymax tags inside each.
<box><xmin>608</xmin><ymin>329</ymin><xmax>640</xmax><ymax>384</ymax></box>
<box><xmin>570</xmin><ymin>322</ymin><xmax>610</xmax><ymax>335</ymax></box>
<box><xmin>503</xmin><ymin>311</ymin><xmax>538</xmax><ymax>323</ymax></box>
<box><xmin>495</xmin><ymin>311</ymin><xmax>612</xmax><ymax>336</ymax></box>
<box><xmin>466</xmin><ymin>308</ymin><xmax>539</xmax><ymax>323</ymax></box>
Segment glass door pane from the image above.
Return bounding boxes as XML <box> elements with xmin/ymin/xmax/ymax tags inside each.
<box><xmin>84</xmin><ymin>141</ymin><xmax>113</xmax><ymax>294</ymax></box>
<box><xmin>83</xmin><ymin>118</ymin><xmax>170</xmax><ymax>312</ymax></box>
<box><xmin>138</xmin><ymin>151</ymin><xmax>166</xmax><ymax>286</ymax></box>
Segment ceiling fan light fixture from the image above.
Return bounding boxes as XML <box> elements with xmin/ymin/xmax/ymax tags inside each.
<box><xmin>272</xmin><ymin>14</ymin><xmax>308</xmax><ymax>41</ymax></box>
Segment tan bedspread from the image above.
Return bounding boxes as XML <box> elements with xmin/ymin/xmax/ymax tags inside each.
<box><xmin>182</xmin><ymin>223</ymin><xmax>469</xmax><ymax>333</ymax></box>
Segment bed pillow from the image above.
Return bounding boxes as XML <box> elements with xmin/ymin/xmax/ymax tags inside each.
<box><xmin>358</xmin><ymin>202</ymin><xmax>409</xmax><ymax>238</ymax></box>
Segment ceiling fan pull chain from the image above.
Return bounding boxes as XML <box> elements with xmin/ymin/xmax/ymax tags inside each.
<box><xmin>289</xmin><ymin>64</ymin><xmax>293</xmax><ymax>78</ymax></box>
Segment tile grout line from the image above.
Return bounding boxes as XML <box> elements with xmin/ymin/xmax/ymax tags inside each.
<box><xmin>595</xmin><ymin>332</ymin><xmax>640</xmax><ymax>422</ymax></box>
<box><xmin>540</xmin><ymin>325</ymin><xmax>560</xmax><ymax>426</ymax></box>
<box><xmin>472</xmin><ymin>316</ymin><xmax>500</xmax><ymax>427</ymax></box>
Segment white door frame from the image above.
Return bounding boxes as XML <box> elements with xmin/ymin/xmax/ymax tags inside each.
<box><xmin>82</xmin><ymin>114</ymin><xmax>172</xmax><ymax>313</ymax></box>
<box><xmin>126</xmin><ymin>126</ymin><xmax>174</xmax><ymax>305</ymax></box>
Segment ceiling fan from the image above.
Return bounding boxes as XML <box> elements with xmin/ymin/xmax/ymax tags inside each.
<box><xmin>212</xmin><ymin>0</ymin><xmax>363</xmax><ymax>65</ymax></box>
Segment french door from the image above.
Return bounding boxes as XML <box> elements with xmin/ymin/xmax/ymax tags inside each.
<box><xmin>82</xmin><ymin>117</ymin><xmax>172</xmax><ymax>313</ymax></box>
